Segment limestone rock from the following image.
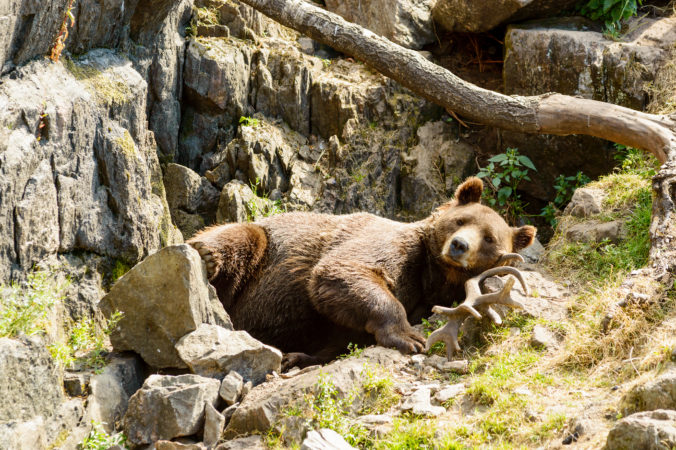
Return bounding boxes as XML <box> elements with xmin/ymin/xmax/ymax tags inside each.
<box><xmin>621</xmin><ymin>368</ymin><xmax>676</xmax><ymax>414</ymax></box>
<box><xmin>400</xmin><ymin>387</ymin><xmax>445</xmax><ymax>417</ymax></box>
<box><xmin>203</xmin><ymin>403</ymin><xmax>226</xmax><ymax>448</ymax></box>
<box><xmin>400</xmin><ymin>121</ymin><xmax>476</xmax><ymax>217</ymax></box>
<box><xmin>435</xmin><ymin>384</ymin><xmax>465</xmax><ymax>403</ymax></box>
<box><xmin>100</xmin><ymin>244</ymin><xmax>232</xmax><ymax>368</ymax></box>
<box><xmin>225</xmin><ymin>347</ymin><xmax>408</xmax><ymax>439</ymax></box>
<box><xmin>519</xmin><ymin>237</ymin><xmax>545</xmax><ymax>264</ymax></box>
<box><xmin>220</xmin><ymin>371</ymin><xmax>244</xmax><ymax>405</ymax></box>
<box><xmin>0</xmin><ymin>336</ymin><xmax>63</xmax><ymax>423</ymax></box>
<box><xmin>215</xmin><ymin>435</ymin><xmax>266</xmax><ymax>449</ymax></box>
<box><xmin>0</xmin><ymin>416</ymin><xmax>47</xmax><ymax>450</ymax></box>
<box><xmin>216</xmin><ymin>180</ymin><xmax>273</xmax><ymax>223</ymax></box>
<box><xmin>565</xmin><ymin>220</ymin><xmax>625</xmax><ymax>244</ymax></box>
<box><xmin>433</xmin><ymin>0</ymin><xmax>579</xmax><ymax>33</ymax></box>
<box><xmin>156</xmin><ymin>440</ymin><xmax>207</xmax><ymax>450</ymax></box>
<box><xmin>175</xmin><ymin>324</ymin><xmax>282</xmax><ymax>384</ymax></box>
<box><xmin>301</xmin><ymin>428</ymin><xmax>356</xmax><ymax>450</ymax></box>
<box><xmin>123</xmin><ymin>374</ymin><xmax>220</xmax><ymax>446</ymax></box>
<box><xmin>530</xmin><ymin>325</ymin><xmax>559</xmax><ymax>350</ymax></box>
<box><xmin>564</xmin><ymin>188</ymin><xmax>607</xmax><ymax>217</ymax></box>
<box><xmin>502</xmin><ymin>17</ymin><xmax>676</xmax><ymax>199</ymax></box>
<box><xmin>164</xmin><ymin>163</ymin><xmax>221</xmax><ymax>239</ymax></box>
<box><xmin>89</xmin><ymin>354</ymin><xmax>145</xmax><ymax>433</ymax></box>
<box><xmin>325</xmin><ymin>0</ymin><xmax>435</xmax><ymax>49</ymax></box>
<box><xmin>604</xmin><ymin>410</ymin><xmax>676</xmax><ymax>450</ymax></box>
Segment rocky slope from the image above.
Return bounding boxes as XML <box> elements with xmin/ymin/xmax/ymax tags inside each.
<box><xmin>1</xmin><ymin>0</ymin><xmax>675</xmax><ymax>449</ymax></box>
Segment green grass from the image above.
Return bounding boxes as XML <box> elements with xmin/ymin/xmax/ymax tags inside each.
<box><xmin>0</xmin><ymin>270</ymin><xmax>67</xmax><ymax>338</ymax></box>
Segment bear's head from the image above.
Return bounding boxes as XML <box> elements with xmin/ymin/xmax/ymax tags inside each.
<box><xmin>427</xmin><ymin>177</ymin><xmax>536</xmax><ymax>282</ymax></box>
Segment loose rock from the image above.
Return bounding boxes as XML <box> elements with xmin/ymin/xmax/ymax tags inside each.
<box><xmin>621</xmin><ymin>367</ymin><xmax>676</xmax><ymax>414</ymax></box>
<box><xmin>123</xmin><ymin>374</ymin><xmax>220</xmax><ymax>446</ymax></box>
<box><xmin>100</xmin><ymin>244</ymin><xmax>232</xmax><ymax>368</ymax></box>
<box><xmin>220</xmin><ymin>371</ymin><xmax>245</xmax><ymax>405</ymax></box>
<box><xmin>604</xmin><ymin>409</ymin><xmax>676</xmax><ymax>450</ymax></box>
<box><xmin>301</xmin><ymin>428</ymin><xmax>356</xmax><ymax>450</ymax></box>
<box><xmin>400</xmin><ymin>387</ymin><xmax>445</xmax><ymax>417</ymax></box>
<box><xmin>203</xmin><ymin>403</ymin><xmax>226</xmax><ymax>448</ymax></box>
<box><xmin>175</xmin><ymin>324</ymin><xmax>282</xmax><ymax>385</ymax></box>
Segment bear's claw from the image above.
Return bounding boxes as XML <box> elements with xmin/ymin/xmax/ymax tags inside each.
<box><xmin>189</xmin><ymin>241</ymin><xmax>219</xmax><ymax>279</ymax></box>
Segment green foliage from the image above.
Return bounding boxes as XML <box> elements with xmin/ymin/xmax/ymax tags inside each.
<box><xmin>0</xmin><ymin>271</ymin><xmax>67</xmax><ymax>338</ymax></box>
<box><xmin>360</xmin><ymin>364</ymin><xmax>400</xmax><ymax>415</ymax></box>
<box><xmin>578</xmin><ymin>0</ymin><xmax>643</xmax><ymax>37</ymax></box>
<box><xmin>51</xmin><ymin>311</ymin><xmax>124</xmax><ymax>372</ymax></box>
<box><xmin>239</xmin><ymin>116</ymin><xmax>261</xmax><ymax>128</ymax></box>
<box><xmin>80</xmin><ymin>421</ymin><xmax>128</xmax><ymax>450</ymax></box>
<box><xmin>247</xmin><ymin>178</ymin><xmax>285</xmax><ymax>222</ymax></box>
<box><xmin>338</xmin><ymin>342</ymin><xmax>364</xmax><ymax>359</ymax></box>
<box><xmin>613</xmin><ymin>144</ymin><xmax>659</xmax><ymax>178</ymax></box>
<box><xmin>540</xmin><ymin>171</ymin><xmax>591</xmax><ymax>226</ymax></box>
<box><xmin>110</xmin><ymin>260</ymin><xmax>131</xmax><ymax>283</ymax></box>
<box><xmin>476</xmin><ymin>148</ymin><xmax>536</xmax><ymax>223</ymax></box>
<box><xmin>306</xmin><ymin>374</ymin><xmax>370</xmax><ymax>447</ymax></box>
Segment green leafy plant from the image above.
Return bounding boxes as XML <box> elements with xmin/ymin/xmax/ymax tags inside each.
<box><xmin>578</xmin><ymin>0</ymin><xmax>643</xmax><ymax>37</ymax></box>
<box><xmin>0</xmin><ymin>271</ymin><xmax>67</xmax><ymax>338</ymax></box>
<box><xmin>476</xmin><ymin>148</ymin><xmax>536</xmax><ymax>223</ymax></box>
<box><xmin>540</xmin><ymin>171</ymin><xmax>591</xmax><ymax>226</ymax></box>
<box><xmin>80</xmin><ymin>421</ymin><xmax>128</xmax><ymax>450</ymax></box>
<box><xmin>613</xmin><ymin>144</ymin><xmax>659</xmax><ymax>177</ymax></box>
<box><xmin>239</xmin><ymin>116</ymin><xmax>261</xmax><ymax>128</ymax></box>
<box><xmin>50</xmin><ymin>311</ymin><xmax>124</xmax><ymax>372</ymax></box>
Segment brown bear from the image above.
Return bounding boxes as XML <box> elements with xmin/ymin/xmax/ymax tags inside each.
<box><xmin>188</xmin><ymin>177</ymin><xmax>535</xmax><ymax>368</ymax></box>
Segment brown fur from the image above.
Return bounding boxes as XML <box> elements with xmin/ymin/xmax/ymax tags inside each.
<box><xmin>187</xmin><ymin>178</ymin><xmax>535</xmax><ymax>367</ymax></box>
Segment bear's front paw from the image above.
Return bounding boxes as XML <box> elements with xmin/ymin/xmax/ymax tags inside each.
<box><xmin>375</xmin><ymin>325</ymin><xmax>426</xmax><ymax>354</ymax></box>
<box><xmin>282</xmin><ymin>352</ymin><xmax>319</xmax><ymax>371</ymax></box>
<box><xmin>189</xmin><ymin>241</ymin><xmax>221</xmax><ymax>279</ymax></box>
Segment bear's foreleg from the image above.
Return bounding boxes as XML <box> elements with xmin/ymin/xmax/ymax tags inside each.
<box><xmin>187</xmin><ymin>223</ymin><xmax>267</xmax><ymax>301</ymax></box>
<box><xmin>309</xmin><ymin>261</ymin><xmax>426</xmax><ymax>354</ymax></box>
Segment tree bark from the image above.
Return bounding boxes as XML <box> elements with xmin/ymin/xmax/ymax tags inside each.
<box><xmin>238</xmin><ymin>0</ymin><xmax>676</xmax><ymax>276</ymax></box>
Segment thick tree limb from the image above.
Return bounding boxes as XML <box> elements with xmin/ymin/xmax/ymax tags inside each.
<box><xmin>239</xmin><ymin>0</ymin><xmax>676</xmax><ymax>277</ymax></box>
<box><xmin>238</xmin><ymin>0</ymin><xmax>676</xmax><ymax>164</ymax></box>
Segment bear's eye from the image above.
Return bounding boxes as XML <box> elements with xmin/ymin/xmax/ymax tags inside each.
<box><xmin>456</xmin><ymin>219</ymin><xmax>464</xmax><ymax>226</ymax></box>
<box><xmin>484</xmin><ymin>235</ymin><xmax>494</xmax><ymax>244</ymax></box>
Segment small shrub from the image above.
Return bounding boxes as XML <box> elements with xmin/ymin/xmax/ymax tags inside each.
<box><xmin>540</xmin><ymin>171</ymin><xmax>591</xmax><ymax>226</ymax></box>
<box><xmin>578</xmin><ymin>0</ymin><xmax>643</xmax><ymax>37</ymax></box>
<box><xmin>0</xmin><ymin>270</ymin><xmax>67</xmax><ymax>338</ymax></box>
<box><xmin>476</xmin><ymin>148</ymin><xmax>536</xmax><ymax>223</ymax></box>
<box><xmin>50</xmin><ymin>0</ymin><xmax>76</xmax><ymax>62</ymax></box>
<box><xmin>80</xmin><ymin>421</ymin><xmax>128</xmax><ymax>450</ymax></box>
<box><xmin>239</xmin><ymin>116</ymin><xmax>261</xmax><ymax>128</ymax></box>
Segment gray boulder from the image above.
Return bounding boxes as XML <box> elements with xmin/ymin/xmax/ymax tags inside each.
<box><xmin>123</xmin><ymin>374</ymin><xmax>220</xmax><ymax>446</ymax></box>
<box><xmin>621</xmin><ymin>367</ymin><xmax>676</xmax><ymax>414</ymax></box>
<box><xmin>164</xmin><ymin>163</ymin><xmax>221</xmax><ymax>239</ymax></box>
<box><xmin>216</xmin><ymin>180</ymin><xmax>273</xmax><ymax>224</ymax></box>
<box><xmin>100</xmin><ymin>244</ymin><xmax>232</xmax><ymax>368</ymax></box>
<box><xmin>564</xmin><ymin>188</ymin><xmax>607</xmax><ymax>217</ymax></box>
<box><xmin>175</xmin><ymin>324</ymin><xmax>282</xmax><ymax>385</ymax></box>
<box><xmin>400</xmin><ymin>387</ymin><xmax>445</xmax><ymax>417</ymax></box>
<box><xmin>89</xmin><ymin>354</ymin><xmax>145</xmax><ymax>432</ymax></box>
<box><xmin>325</xmin><ymin>0</ymin><xmax>436</xmax><ymax>50</ymax></box>
<box><xmin>0</xmin><ymin>336</ymin><xmax>63</xmax><ymax>423</ymax></box>
<box><xmin>433</xmin><ymin>0</ymin><xmax>579</xmax><ymax>33</ymax></box>
<box><xmin>220</xmin><ymin>371</ymin><xmax>244</xmax><ymax>405</ymax></box>
<box><xmin>604</xmin><ymin>410</ymin><xmax>676</xmax><ymax>450</ymax></box>
<box><xmin>400</xmin><ymin>120</ymin><xmax>476</xmax><ymax>217</ymax></box>
<box><xmin>203</xmin><ymin>403</ymin><xmax>226</xmax><ymax>448</ymax></box>
<box><xmin>301</xmin><ymin>428</ymin><xmax>356</xmax><ymax>450</ymax></box>
<box><xmin>565</xmin><ymin>220</ymin><xmax>625</xmax><ymax>244</ymax></box>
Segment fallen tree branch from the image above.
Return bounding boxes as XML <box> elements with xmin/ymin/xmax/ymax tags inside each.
<box><xmin>238</xmin><ymin>0</ymin><xmax>675</xmax><ymax>164</ymax></box>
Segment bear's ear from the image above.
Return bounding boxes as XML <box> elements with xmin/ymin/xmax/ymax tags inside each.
<box><xmin>454</xmin><ymin>177</ymin><xmax>483</xmax><ymax>205</ymax></box>
<box><xmin>512</xmin><ymin>225</ymin><xmax>536</xmax><ymax>251</ymax></box>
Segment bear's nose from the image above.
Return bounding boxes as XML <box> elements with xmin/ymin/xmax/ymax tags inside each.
<box><xmin>450</xmin><ymin>237</ymin><xmax>469</xmax><ymax>258</ymax></box>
